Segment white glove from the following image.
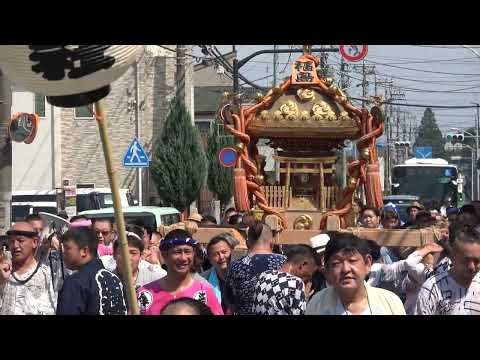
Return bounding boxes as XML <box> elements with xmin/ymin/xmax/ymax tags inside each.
<box><xmin>408</xmin><ymin>263</ymin><xmax>426</xmax><ymax>283</ymax></box>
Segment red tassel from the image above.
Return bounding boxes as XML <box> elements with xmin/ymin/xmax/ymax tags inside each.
<box><xmin>364</xmin><ymin>163</ymin><xmax>384</xmax><ymax>208</ymax></box>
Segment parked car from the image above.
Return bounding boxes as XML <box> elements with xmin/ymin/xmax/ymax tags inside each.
<box><xmin>79</xmin><ymin>206</ymin><xmax>180</xmax><ymax>230</ymax></box>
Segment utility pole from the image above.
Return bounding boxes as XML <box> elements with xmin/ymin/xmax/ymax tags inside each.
<box><xmin>133</xmin><ymin>61</ymin><xmax>142</xmax><ymax>206</ymax></box>
<box><xmin>176</xmin><ymin>45</ymin><xmax>186</xmax><ymax>104</ymax></box>
<box><xmin>0</xmin><ymin>69</ymin><xmax>12</xmax><ymax>232</ymax></box>
<box><xmin>474</xmin><ymin>102</ymin><xmax>480</xmax><ymax>200</ymax></box>
<box><xmin>273</xmin><ymin>45</ymin><xmax>278</xmax><ymax>87</ymax></box>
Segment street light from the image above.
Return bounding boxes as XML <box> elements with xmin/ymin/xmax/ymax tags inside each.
<box><xmin>460</xmin><ymin>46</ymin><xmax>480</xmax><ymax>200</ymax></box>
<box><xmin>447</xmin><ymin>142</ymin><xmax>475</xmax><ymax>202</ymax></box>
<box><xmin>449</xmin><ymin>128</ymin><xmax>474</xmax><ymax>137</ymax></box>
<box><xmin>463</xmin><ymin>144</ymin><xmax>476</xmax><ymax>202</ymax></box>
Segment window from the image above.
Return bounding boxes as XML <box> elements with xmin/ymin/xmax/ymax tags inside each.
<box><xmin>34</xmin><ymin>93</ymin><xmax>46</xmax><ymax>117</ymax></box>
<box><xmin>195</xmin><ymin>121</ymin><xmax>212</xmax><ymax>136</ymax></box>
<box><xmin>74</xmin><ymin>106</ymin><xmax>94</xmax><ymax>119</ymax></box>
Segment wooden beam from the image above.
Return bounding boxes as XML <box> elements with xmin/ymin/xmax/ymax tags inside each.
<box><xmin>279</xmin><ymin>168</ymin><xmax>333</xmax><ymax>174</ymax></box>
<box><xmin>194</xmin><ymin>227</ymin><xmax>439</xmax><ymax>247</ymax></box>
<box><xmin>274</xmin><ymin>156</ymin><xmax>338</xmax><ymax>163</ymax></box>
<box><xmin>320</xmin><ymin>162</ymin><xmax>326</xmax><ymax>211</ymax></box>
<box><xmin>284</xmin><ymin>161</ymin><xmax>291</xmax><ymax>209</ymax></box>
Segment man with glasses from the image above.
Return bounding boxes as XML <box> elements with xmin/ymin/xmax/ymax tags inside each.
<box><xmin>0</xmin><ymin>222</ymin><xmax>56</xmax><ymax>315</ymax></box>
<box><xmin>93</xmin><ymin>218</ymin><xmax>116</xmax><ymax>246</ymax></box>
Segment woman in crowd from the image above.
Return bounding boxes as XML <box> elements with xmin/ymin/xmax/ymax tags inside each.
<box><xmin>201</xmin><ymin>233</ymin><xmax>236</xmax><ymax>313</ymax></box>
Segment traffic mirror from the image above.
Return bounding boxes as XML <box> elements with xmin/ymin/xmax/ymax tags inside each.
<box><xmin>7</xmin><ymin>112</ymin><xmax>39</xmax><ymax>144</ymax></box>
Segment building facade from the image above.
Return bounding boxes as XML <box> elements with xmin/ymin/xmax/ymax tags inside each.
<box><xmin>11</xmin><ymin>45</ymin><xmax>194</xmax><ymax>205</ymax></box>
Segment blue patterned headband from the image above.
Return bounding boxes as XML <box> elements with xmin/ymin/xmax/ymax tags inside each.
<box><xmin>160</xmin><ymin>236</ymin><xmax>198</xmax><ymax>250</ymax></box>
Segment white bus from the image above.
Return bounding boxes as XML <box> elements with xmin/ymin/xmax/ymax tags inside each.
<box><xmin>391</xmin><ymin>158</ymin><xmax>464</xmax><ymax>208</ymax></box>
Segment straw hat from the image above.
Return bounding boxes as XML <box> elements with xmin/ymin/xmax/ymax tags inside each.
<box><xmin>406</xmin><ymin>201</ymin><xmax>424</xmax><ymax>214</ymax></box>
<box><xmin>188</xmin><ymin>213</ymin><xmax>203</xmax><ymax>223</ymax></box>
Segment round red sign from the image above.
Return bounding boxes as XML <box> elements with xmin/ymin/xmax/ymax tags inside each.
<box><xmin>339</xmin><ymin>45</ymin><xmax>368</xmax><ymax>62</ymax></box>
<box><xmin>218</xmin><ymin>147</ymin><xmax>237</xmax><ymax>168</ymax></box>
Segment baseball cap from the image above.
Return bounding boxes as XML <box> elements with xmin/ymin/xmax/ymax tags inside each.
<box><xmin>309</xmin><ymin>234</ymin><xmax>330</xmax><ymax>254</ymax></box>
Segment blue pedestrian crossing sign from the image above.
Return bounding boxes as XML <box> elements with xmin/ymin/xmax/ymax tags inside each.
<box><xmin>415</xmin><ymin>146</ymin><xmax>432</xmax><ymax>159</ymax></box>
<box><xmin>123</xmin><ymin>137</ymin><xmax>149</xmax><ymax>167</ymax></box>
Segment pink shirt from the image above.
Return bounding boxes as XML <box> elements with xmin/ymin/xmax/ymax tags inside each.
<box><xmin>97</xmin><ymin>244</ymin><xmax>113</xmax><ymax>257</ymax></box>
<box><xmin>137</xmin><ymin>278</ymin><xmax>224</xmax><ymax>315</ymax></box>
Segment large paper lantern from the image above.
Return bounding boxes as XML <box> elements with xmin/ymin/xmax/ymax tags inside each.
<box><xmin>0</xmin><ymin>45</ymin><xmax>142</xmax><ymax>107</ymax></box>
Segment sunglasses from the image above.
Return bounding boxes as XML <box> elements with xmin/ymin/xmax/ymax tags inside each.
<box><xmin>96</xmin><ymin>230</ymin><xmax>112</xmax><ymax>236</ymax></box>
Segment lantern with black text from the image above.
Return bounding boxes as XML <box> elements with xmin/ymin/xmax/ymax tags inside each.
<box><xmin>0</xmin><ymin>45</ymin><xmax>142</xmax><ymax>107</ymax></box>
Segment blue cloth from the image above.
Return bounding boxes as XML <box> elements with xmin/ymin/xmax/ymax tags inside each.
<box><xmin>380</xmin><ymin>246</ymin><xmax>398</xmax><ymax>265</ymax></box>
<box><xmin>208</xmin><ymin>269</ymin><xmax>222</xmax><ymax>304</ymax></box>
<box><xmin>160</xmin><ymin>236</ymin><xmax>197</xmax><ymax>250</ymax></box>
<box><xmin>56</xmin><ymin>258</ymin><xmax>127</xmax><ymax>315</ymax></box>
<box><xmin>224</xmin><ymin>253</ymin><xmax>286</xmax><ymax>315</ymax></box>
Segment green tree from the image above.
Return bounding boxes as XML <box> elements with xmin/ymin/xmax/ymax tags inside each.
<box><xmin>150</xmin><ymin>97</ymin><xmax>207</xmax><ymax>212</ymax></box>
<box><xmin>415</xmin><ymin>108</ymin><xmax>445</xmax><ymax>158</ymax></box>
<box><xmin>206</xmin><ymin>122</ymin><xmax>235</xmax><ymax>206</ymax></box>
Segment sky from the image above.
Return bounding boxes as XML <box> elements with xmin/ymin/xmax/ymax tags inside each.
<box><xmin>193</xmin><ymin>45</ymin><xmax>480</xmax><ymax>136</ymax></box>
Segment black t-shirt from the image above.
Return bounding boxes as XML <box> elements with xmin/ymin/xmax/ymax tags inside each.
<box><xmin>56</xmin><ymin>258</ymin><xmax>127</xmax><ymax>315</ymax></box>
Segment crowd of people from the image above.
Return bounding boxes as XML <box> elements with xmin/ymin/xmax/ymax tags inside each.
<box><xmin>1</xmin><ymin>200</ymin><xmax>479</xmax><ymax>315</ymax></box>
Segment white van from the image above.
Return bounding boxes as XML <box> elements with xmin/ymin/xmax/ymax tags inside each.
<box><xmin>76</xmin><ymin>188</ymin><xmax>134</xmax><ymax>212</ymax></box>
<box><xmin>11</xmin><ymin>190</ymin><xmax>60</xmax><ymax>223</ymax></box>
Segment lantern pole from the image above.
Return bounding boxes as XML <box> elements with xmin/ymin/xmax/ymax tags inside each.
<box><xmin>0</xmin><ymin>69</ymin><xmax>12</xmax><ymax>234</ymax></box>
<box><xmin>94</xmin><ymin>100</ymin><xmax>139</xmax><ymax>315</ymax></box>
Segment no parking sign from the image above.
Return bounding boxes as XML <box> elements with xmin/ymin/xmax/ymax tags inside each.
<box><xmin>218</xmin><ymin>147</ymin><xmax>237</xmax><ymax>168</ymax></box>
<box><xmin>339</xmin><ymin>45</ymin><xmax>368</xmax><ymax>62</ymax></box>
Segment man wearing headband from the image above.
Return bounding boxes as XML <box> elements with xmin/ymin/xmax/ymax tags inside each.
<box><xmin>0</xmin><ymin>222</ymin><xmax>56</xmax><ymax>315</ymax></box>
<box><xmin>136</xmin><ymin>229</ymin><xmax>223</xmax><ymax>315</ymax></box>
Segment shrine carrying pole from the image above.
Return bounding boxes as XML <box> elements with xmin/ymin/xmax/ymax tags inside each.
<box><xmin>94</xmin><ymin>100</ymin><xmax>139</xmax><ymax>315</ymax></box>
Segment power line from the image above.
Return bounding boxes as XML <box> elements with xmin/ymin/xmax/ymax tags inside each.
<box><xmin>208</xmin><ymin>45</ymin><xmax>266</xmax><ymax>90</ymax></box>
<box><xmin>350</xmin><ymin>97</ymin><xmax>479</xmax><ymax>109</ymax></box>
<box><xmin>328</xmin><ymin>58</ymin><xmax>480</xmax><ymax>86</ymax></box>
<box><xmin>364</xmin><ymin>59</ymin><xmax>480</xmax><ymax>76</ymax></box>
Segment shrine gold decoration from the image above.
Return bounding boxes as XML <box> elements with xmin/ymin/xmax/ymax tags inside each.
<box><xmin>260</xmin><ymin>110</ymin><xmax>270</xmax><ymax>121</ymax></box>
<box><xmin>293</xmin><ymin>214</ymin><xmax>313</xmax><ymax>230</ymax></box>
<box><xmin>339</xmin><ymin>111</ymin><xmax>350</xmax><ymax>121</ymax></box>
<box><xmin>361</xmin><ymin>148</ymin><xmax>370</xmax><ymax>159</ymax></box>
<box><xmin>312</xmin><ymin>101</ymin><xmax>337</xmax><ymax>121</ymax></box>
<box><xmin>297</xmin><ymin>88</ymin><xmax>315</xmax><ymax>102</ymax></box>
<box><xmin>274</xmin><ymin>100</ymin><xmax>299</xmax><ymax>121</ymax></box>
<box><xmin>300</xmin><ymin>111</ymin><xmax>310</xmax><ymax>121</ymax></box>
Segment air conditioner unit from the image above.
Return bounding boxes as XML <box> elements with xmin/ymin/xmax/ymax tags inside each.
<box><xmin>76</xmin><ymin>183</ymin><xmax>95</xmax><ymax>189</ymax></box>
<box><xmin>216</xmin><ymin>65</ymin><xmax>225</xmax><ymax>75</ymax></box>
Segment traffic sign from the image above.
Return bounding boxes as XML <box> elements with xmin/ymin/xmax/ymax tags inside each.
<box><xmin>339</xmin><ymin>45</ymin><xmax>368</xmax><ymax>62</ymax></box>
<box><xmin>415</xmin><ymin>146</ymin><xmax>432</xmax><ymax>159</ymax></box>
<box><xmin>123</xmin><ymin>137</ymin><xmax>149</xmax><ymax>167</ymax></box>
<box><xmin>218</xmin><ymin>147</ymin><xmax>237</xmax><ymax>168</ymax></box>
